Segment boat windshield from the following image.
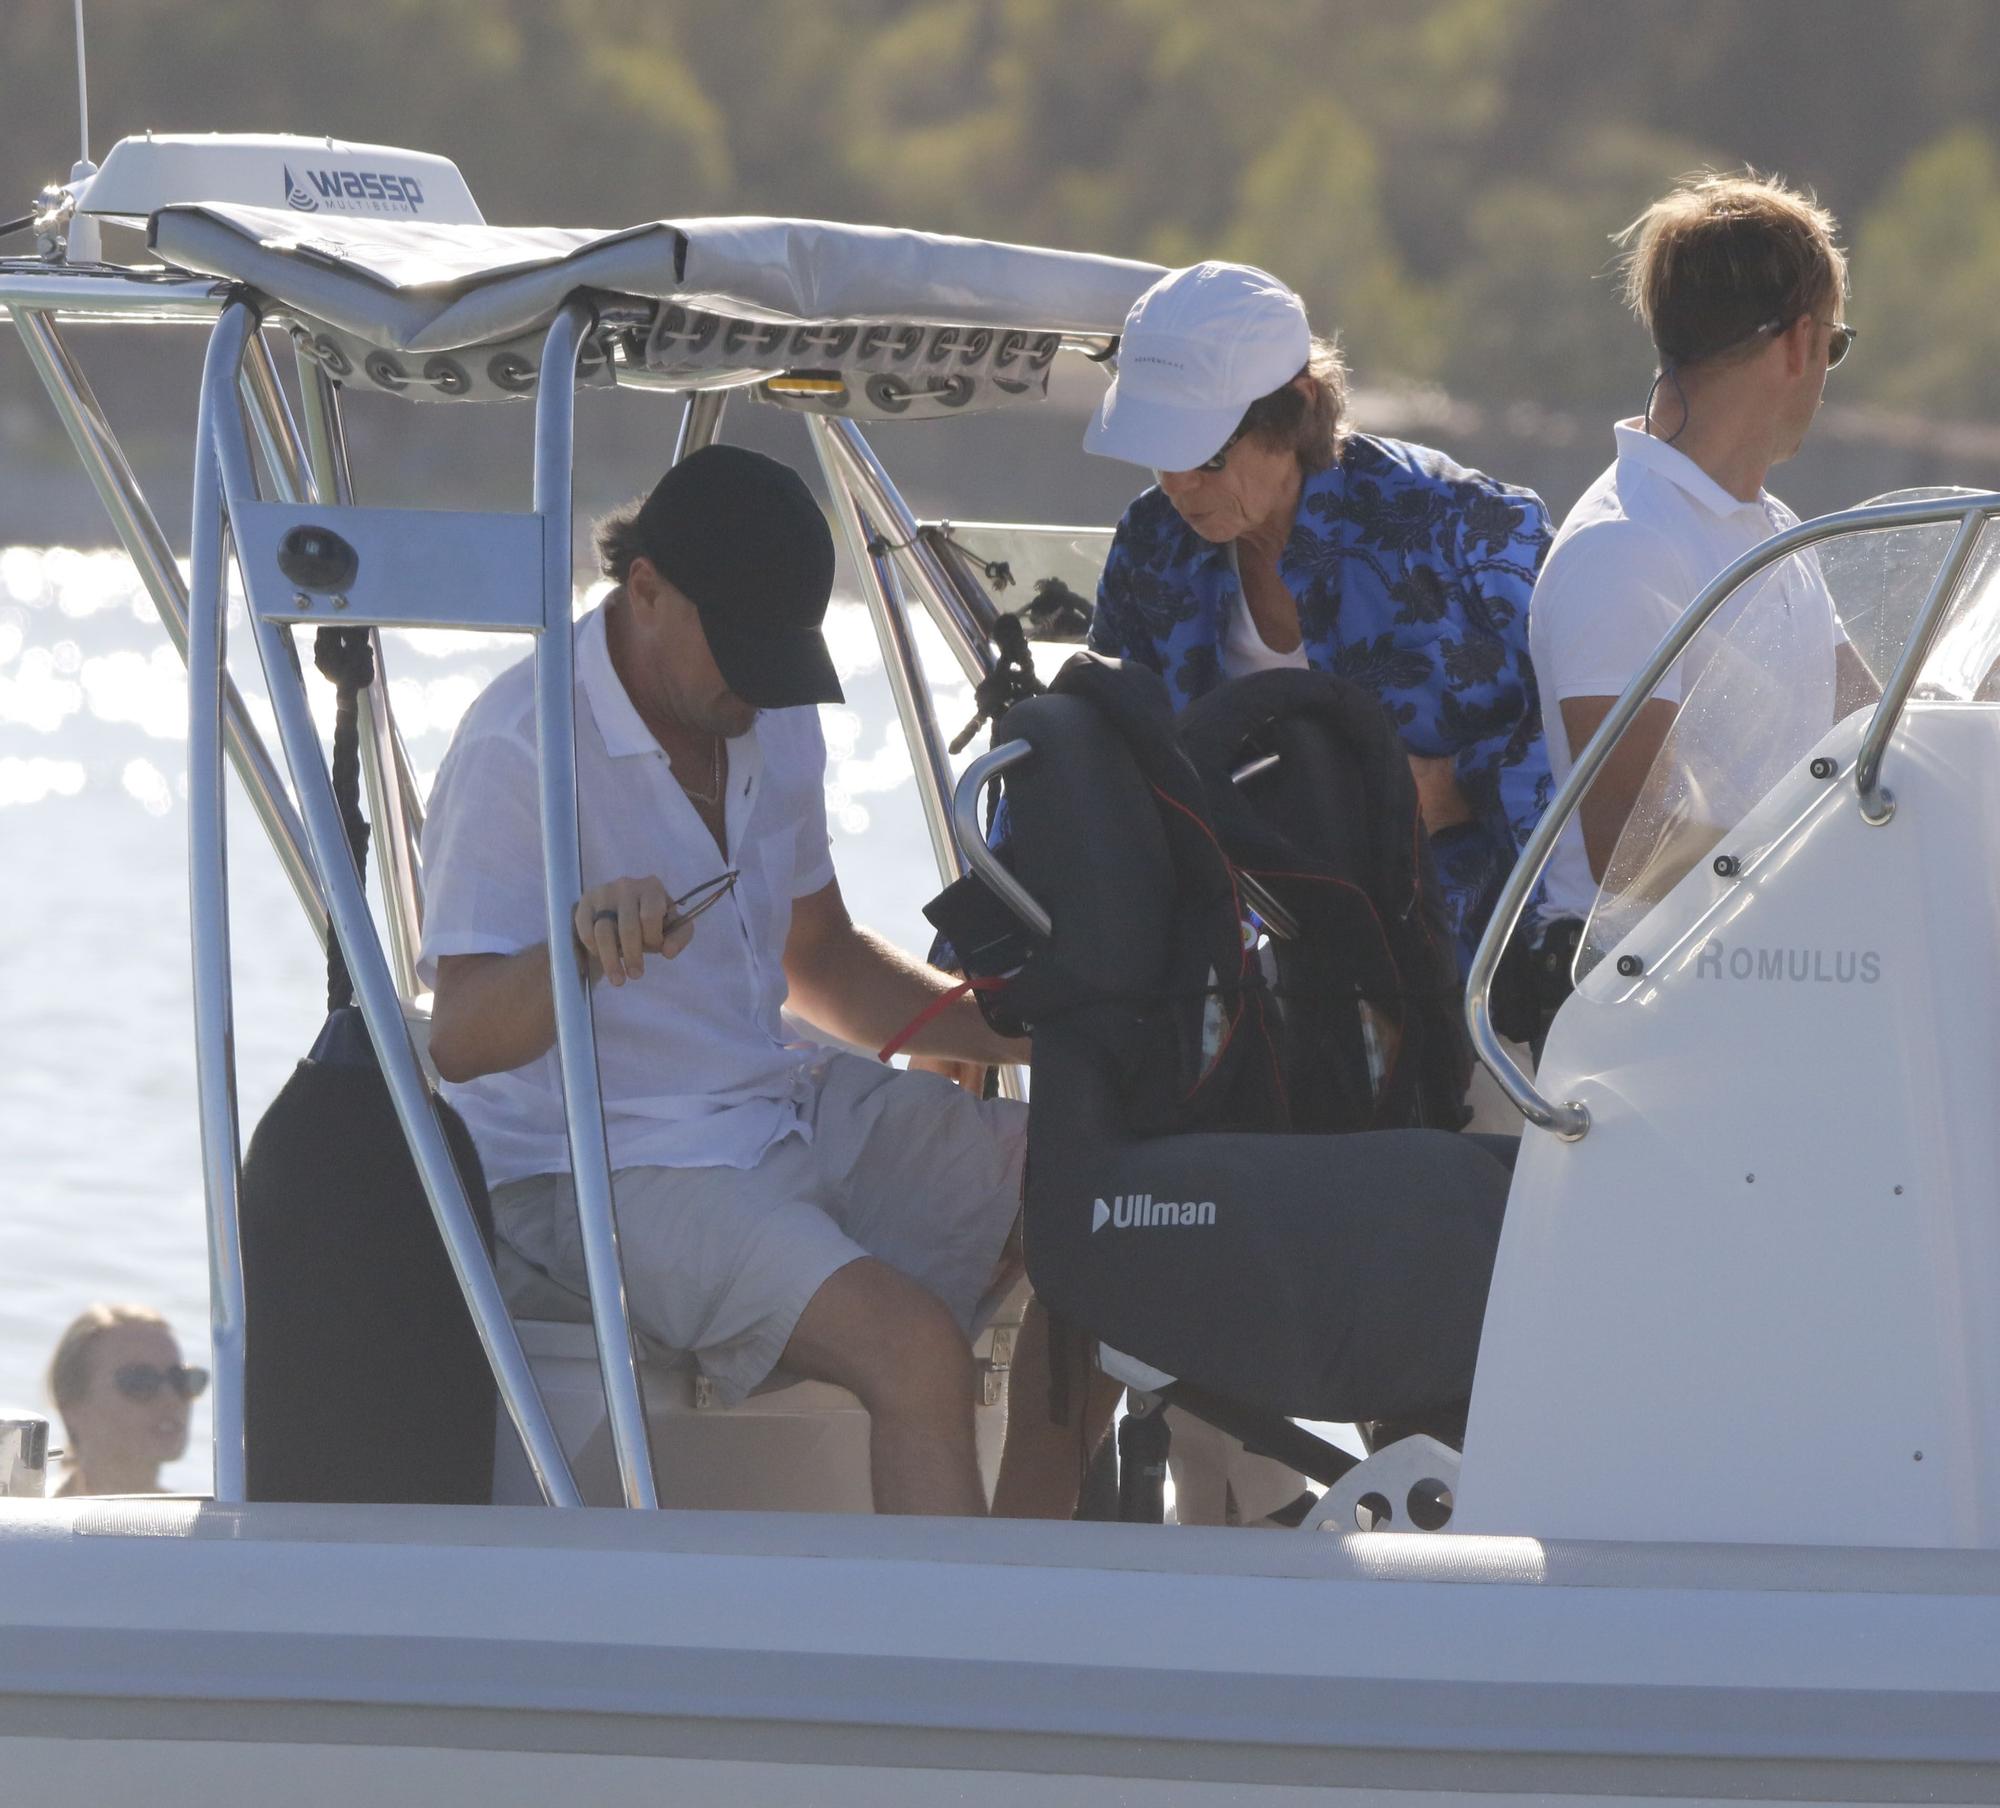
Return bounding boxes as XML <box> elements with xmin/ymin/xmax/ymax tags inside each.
<box><xmin>1577</xmin><ymin>490</ymin><xmax>2000</xmax><ymax>981</ymax></box>
<box><xmin>933</xmin><ymin>522</ymin><xmax>1114</xmax><ymax>618</ymax></box>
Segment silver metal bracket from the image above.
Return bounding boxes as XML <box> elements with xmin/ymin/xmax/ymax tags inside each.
<box><xmin>1860</xmin><ymin>786</ymin><xmax>1896</xmax><ymax>827</ymax></box>
<box><xmin>232</xmin><ymin>499</ymin><xmax>546</xmax><ymax>631</ymax></box>
<box><xmin>1303</xmin><ymin>1433</ymin><xmax>1461</xmax><ymax>1535</ymax></box>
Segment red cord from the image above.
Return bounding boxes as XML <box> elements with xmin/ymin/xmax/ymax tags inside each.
<box><xmin>877</xmin><ymin>976</ymin><xmax>1006</xmax><ymax>1063</ymax></box>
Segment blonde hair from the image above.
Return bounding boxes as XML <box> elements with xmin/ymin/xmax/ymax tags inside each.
<box><xmin>1618</xmin><ymin>169</ymin><xmax>1848</xmax><ymax>369</ymax></box>
<box><xmin>46</xmin><ymin>1303</ymin><xmax>169</xmax><ymax>1416</ymax></box>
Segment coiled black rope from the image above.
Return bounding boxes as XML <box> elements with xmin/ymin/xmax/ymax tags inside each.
<box><xmin>950</xmin><ymin>612</ymin><xmax>1045</xmax><ymax>754</ymax></box>
<box><xmin>312</xmin><ymin>626</ymin><xmax>375</xmax><ymax>1013</ymax></box>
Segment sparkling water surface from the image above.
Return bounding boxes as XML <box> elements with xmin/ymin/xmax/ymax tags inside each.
<box><xmin>0</xmin><ymin>544</ymin><xmax>988</xmax><ymax>1491</ymax></box>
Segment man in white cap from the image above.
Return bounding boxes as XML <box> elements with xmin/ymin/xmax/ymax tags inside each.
<box><xmin>1082</xmin><ymin>260</ymin><xmax>1554</xmax><ymax>978</ymax></box>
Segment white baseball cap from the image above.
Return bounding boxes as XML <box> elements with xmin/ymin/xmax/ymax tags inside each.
<box><xmin>1084</xmin><ymin>261</ymin><xmax>1312</xmax><ymax>472</ymax></box>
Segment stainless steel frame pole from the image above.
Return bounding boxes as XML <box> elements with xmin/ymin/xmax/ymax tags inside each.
<box><xmin>239</xmin><ymin>332</ymin><xmax>311</xmax><ymax>505</ymax></box>
<box><xmin>1854</xmin><ymin>509</ymin><xmax>1992</xmax><ymax>824</ymax></box>
<box><xmin>267</xmin><ymin>346</ymin><xmax>429</xmax><ymax>1000</ymax></box>
<box><xmin>208</xmin><ymin>348</ymin><xmax>584</xmax><ymax>1509</ymax></box>
<box><xmin>0</xmin><ymin>269</ymin><xmax>226</xmax><ymax>322</ymax></box>
<box><xmin>1464</xmin><ymin>488</ymin><xmax>2000</xmax><ymax>1139</ymax></box>
<box><xmin>810</xmin><ymin>420</ymin><xmax>960</xmax><ymax>878</ymax></box>
<box><xmin>807</xmin><ymin>415</ymin><xmax>1029</xmax><ymax>1101</ymax></box>
<box><xmin>187</xmin><ymin>299</ymin><xmax>258</xmax><ymax>1502</ymax></box>
<box><xmin>12</xmin><ymin>307</ymin><xmax>328</xmax><ymax>946</ymax></box>
<box><xmin>819</xmin><ymin>416</ymin><xmax>997</xmax><ymax>687</ymax></box>
<box><xmin>534</xmin><ymin>298</ymin><xmax>659</xmax><ymax>1508</ymax></box>
<box><xmin>671</xmin><ymin>389</ymin><xmax>729</xmax><ymax>464</ymax></box>
<box><xmin>290</xmin><ymin>346</ymin><xmax>429</xmax><ymax>849</ymax></box>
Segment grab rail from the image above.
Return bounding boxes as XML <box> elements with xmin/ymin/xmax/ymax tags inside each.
<box><xmin>186</xmin><ymin>298</ymin><xmax>258</xmax><ymax>1499</ymax></box>
<box><xmin>531</xmin><ymin>299</ymin><xmax>659</xmax><ymax>1508</ymax></box>
<box><xmin>1854</xmin><ymin>508</ymin><xmax>1992</xmax><ymax>823</ymax></box>
<box><xmin>1465</xmin><ymin>488</ymin><xmax>2000</xmax><ymax>1140</ymax></box>
<box><xmin>951</xmin><ymin>741</ymin><xmax>1051</xmax><ymax>939</ymax></box>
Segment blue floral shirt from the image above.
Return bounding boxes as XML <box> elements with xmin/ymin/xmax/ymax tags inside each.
<box><xmin>1089</xmin><ymin>432</ymin><xmax>1555</xmax><ymax>971</ymax></box>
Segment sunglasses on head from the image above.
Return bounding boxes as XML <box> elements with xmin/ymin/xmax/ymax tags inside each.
<box><xmin>114</xmin><ymin>1362</ymin><xmax>209</xmax><ymax>1403</ymax></box>
<box><xmin>1758</xmin><ymin>314</ymin><xmax>1859</xmax><ymax>369</ymax></box>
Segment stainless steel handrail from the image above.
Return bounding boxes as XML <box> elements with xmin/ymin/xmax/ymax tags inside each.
<box><xmin>203</xmin><ymin>315</ymin><xmax>584</xmax><ymax>1509</ymax></box>
<box><xmin>1465</xmin><ymin>488</ymin><xmax>2000</xmax><ymax>1139</ymax></box>
<box><xmin>0</xmin><ymin>267</ymin><xmax>228</xmax><ymax>323</ymax></box>
<box><xmin>807</xmin><ymin>416</ymin><xmax>961</xmax><ymax>881</ymax></box>
<box><xmin>951</xmin><ymin>742</ymin><xmax>1051</xmax><ymax>939</ymax></box>
<box><xmin>291</xmin><ymin>347</ymin><xmax>431</xmax><ymax>857</ymax></box>
<box><xmin>671</xmin><ymin>388</ymin><xmax>729</xmax><ymax>464</ymax></box>
<box><xmin>11</xmin><ymin>306</ymin><xmax>329</xmax><ymax>945</ymax></box>
<box><xmin>808</xmin><ymin>415</ymin><xmax>1033</xmax><ymax>1103</ymax></box>
<box><xmin>186</xmin><ymin>297</ymin><xmax>258</xmax><ymax>1501</ymax></box>
<box><xmin>1854</xmin><ymin>508</ymin><xmax>1993</xmax><ymax>823</ymax></box>
<box><xmin>819</xmin><ymin>416</ymin><xmax>999</xmax><ymax>687</ymax></box>
<box><xmin>532</xmin><ymin>298</ymin><xmax>659</xmax><ymax>1508</ymax></box>
<box><xmin>238</xmin><ymin>332</ymin><xmax>311</xmax><ymax>506</ymax></box>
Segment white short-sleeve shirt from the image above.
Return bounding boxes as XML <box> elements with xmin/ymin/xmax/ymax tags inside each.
<box><xmin>1528</xmin><ymin>421</ymin><xmax>1843</xmax><ymax>922</ymax></box>
<box><xmin>417</xmin><ymin>604</ymin><xmax>836</xmax><ymax>1185</ymax></box>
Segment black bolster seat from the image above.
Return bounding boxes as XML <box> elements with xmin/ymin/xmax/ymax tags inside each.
<box><xmin>995</xmin><ymin>688</ymin><xmax>1512</xmax><ymax>1430</ymax></box>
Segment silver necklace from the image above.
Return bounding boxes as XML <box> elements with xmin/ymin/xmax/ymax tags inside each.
<box><xmin>676</xmin><ymin>735</ymin><xmax>723</xmax><ymax>807</ymax></box>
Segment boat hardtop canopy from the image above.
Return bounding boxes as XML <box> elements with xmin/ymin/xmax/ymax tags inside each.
<box><xmin>149</xmin><ymin>204</ymin><xmax>1166</xmax><ymax>352</ymax></box>
<box><xmin>14</xmin><ymin>133</ymin><xmax>1163</xmax><ymax>410</ymax></box>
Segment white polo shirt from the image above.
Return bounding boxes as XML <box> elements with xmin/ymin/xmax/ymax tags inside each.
<box><xmin>1528</xmin><ymin>421</ymin><xmax>1842</xmax><ymax>922</ymax></box>
<box><xmin>417</xmin><ymin>604</ymin><xmax>836</xmax><ymax>1186</ymax></box>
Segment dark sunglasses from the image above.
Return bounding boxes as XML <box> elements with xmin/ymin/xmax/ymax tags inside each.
<box><xmin>114</xmin><ymin>1362</ymin><xmax>209</xmax><ymax>1403</ymax></box>
<box><xmin>1758</xmin><ymin>315</ymin><xmax>1858</xmax><ymax>369</ymax></box>
<box><xmin>670</xmin><ymin>869</ymin><xmax>739</xmax><ymax>925</ymax></box>
<box><xmin>1195</xmin><ymin>422</ymin><xmax>1252</xmax><ymax>473</ymax></box>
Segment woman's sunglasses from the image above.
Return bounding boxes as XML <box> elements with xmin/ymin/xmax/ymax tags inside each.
<box><xmin>1195</xmin><ymin>422</ymin><xmax>1252</xmax><ymax>473</ymax></box>
<box><xmin>1152</xmin><ymin>422</ymin><xmax>1252</xmax><ymax>486</ymax></box>
<box><xmin>114</xmin><ymin>1362</ymin><xmax>210</xmax><ymax>1403</ymax></box>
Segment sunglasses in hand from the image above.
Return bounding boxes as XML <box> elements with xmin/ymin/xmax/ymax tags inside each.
<box><xmin>115</xmin><ymin>1362</ymin><xmax>210</xmax><ymax>1403</ymax></box>
<box><xmin>669</xmin><ymin>869</ymin><xmax>739</xmax><ymax>926</ymax></box>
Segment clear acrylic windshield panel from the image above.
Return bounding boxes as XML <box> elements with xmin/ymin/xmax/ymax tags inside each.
<box><xmin>932</xmin><ymin>521</ymin><xmax>1113</xmax><ymax>619</ymax></box>
<box><xmin>1576</xmin><ymin>491</ymin><xmax>2000</xmax><ymax>981</ymax></box>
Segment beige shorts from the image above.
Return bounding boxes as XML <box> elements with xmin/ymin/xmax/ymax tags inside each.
<box><xmin>491</xmin><ymin>1054</ymin><xmax>1025</xmax><ymax>1406</ymax></box>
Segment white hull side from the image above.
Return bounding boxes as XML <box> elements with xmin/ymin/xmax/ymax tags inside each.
<box><xmin>12</xmin><ymin>1740</ymin><xmax>1978</xmax><ymax>1808</ymax></box>
<box><xmin>6</xmin><ymin>1499</ymin><xmax>2000</xmax><ymax>1803</ymax></box>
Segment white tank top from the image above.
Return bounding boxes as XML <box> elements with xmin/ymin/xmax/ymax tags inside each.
<box><xmin>1222</xmin><ymin>545</ymin><xmax>1309</xmax><ymax>676</ymax></box>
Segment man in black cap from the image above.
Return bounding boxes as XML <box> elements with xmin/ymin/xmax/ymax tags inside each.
<box><xmin>421</xmin><ymin>445</ymin><xmax>1028</xmax><ymax>1516</ymax></box>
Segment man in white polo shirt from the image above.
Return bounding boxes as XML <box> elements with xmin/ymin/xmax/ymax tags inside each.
<box><xmin>1529</xmin><ymin>169</ymin><xmax>1877</xmax><ymax>964</ymax></box>
<box><xmin>420</xmin><ymin>445</ymin><xmax>1030</xmax><ymax>1517</ymax></box>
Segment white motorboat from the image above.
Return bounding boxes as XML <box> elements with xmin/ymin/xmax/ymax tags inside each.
<box><xmin>6</xmin><ymin>131</ymin><xmax>2000</xmax><ymax>1804</ymax></box>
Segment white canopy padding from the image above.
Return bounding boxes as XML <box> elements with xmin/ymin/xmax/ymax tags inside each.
<box><xmin>149</xmin><ymin>206</ymin><xmax>1165</xmax><ymax>354</ymax></box>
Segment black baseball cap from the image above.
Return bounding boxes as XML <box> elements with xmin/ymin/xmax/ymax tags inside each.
<box><xmin>633</xmin><ymin>444</ymin><xmax>842</xmax><ymax>708</ymax></box>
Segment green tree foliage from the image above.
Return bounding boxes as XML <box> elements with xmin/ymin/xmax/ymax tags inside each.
<box><xmin>1852</xmin><ymin>129</ymin><xmax>2000</xmax><ymax>418</ymax></box>
<box><xmin>7</xmin><ymin>0</ymin><xmax>2000</xmax><ymax>417</ymax></box>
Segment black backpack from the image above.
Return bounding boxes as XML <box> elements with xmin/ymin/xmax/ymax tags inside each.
<box><xmin>928</xmin><ymin>655</ymin><xmax>1285</xmax><ymax>1137</ymax></box>
<box><xmin>1176</xmin><ymin>669</ymin><xmax>1472</xmax><ymax>1132</ymax></box>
